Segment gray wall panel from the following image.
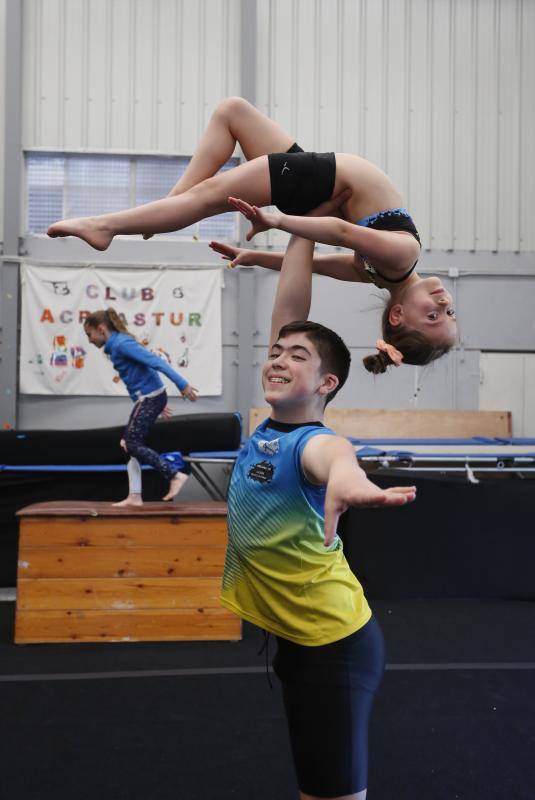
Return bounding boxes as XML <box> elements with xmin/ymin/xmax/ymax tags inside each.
<box><xmin>456</xmin><ymin>277</ymin><xmax>535</xmax><ymax>350</ymax></box>
<box><xmin>254</xmin><ymin>268</ymin><xmax>386</xmax><ymax>348</ymax></box>
<box><xmin>22</xmin><ymin>0</ymin><xmax>241</xmax><ymax>154</ymax></box>
<box><xmin>256</xmin><ymin>0</ymin><xmax>535</xmax><ymax>254</ymax></box>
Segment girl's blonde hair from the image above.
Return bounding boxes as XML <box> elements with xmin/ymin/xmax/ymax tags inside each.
<box><xmin>84</xmin><ymin>308</ymin><xmax>133</xmax><ymax>337</ymax></box>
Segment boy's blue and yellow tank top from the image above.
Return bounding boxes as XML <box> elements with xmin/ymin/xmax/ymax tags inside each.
<box><xmin>220</xmin><ymin>418</ymin><xmax>371</xmax><ymax>646</ymax></box>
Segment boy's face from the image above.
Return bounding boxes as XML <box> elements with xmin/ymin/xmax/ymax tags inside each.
<box><xmin>84</xmin><ymin>324</ymin><xmax>107</xmax><ymax>348</ymax></box>
<box><xmin>262</xmin><ymin>332</ymin><xmax>337</xmax><ymax>408</ymax></box>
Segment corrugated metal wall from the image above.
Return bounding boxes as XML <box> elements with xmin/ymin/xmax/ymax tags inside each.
<box><xmin>256</xmin><ymin>0</ymin><xmax>534</xmax><ymax>253</ymax></box>
<box><xmin>20</xmin><ymin>0</ymin><xmax>534</xmax><ymax>253</ymax></box>
<box><xmin>22</xmin><ymin>0</ymin><xmax>241</xmax><ymax>155</ymax></box>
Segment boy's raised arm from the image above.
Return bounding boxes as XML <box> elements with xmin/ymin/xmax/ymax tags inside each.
<box><xmin>229</xmin><ymin>190</ymin><xmax>353</xmax><ymax>349</ymax></box>
<box><xmin>269</xmin><ymin>235</ymin><xmax>315</xmax><ymax>348</ymax></box>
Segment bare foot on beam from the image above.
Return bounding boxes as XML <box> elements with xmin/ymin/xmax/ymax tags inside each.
<box><xmin>113</xmin><ymin>494</ymin><xmax>143</xmax><ymax>508</ymax></box>
<box><xmin>162</xmin><ymin>472</ymin><xmax>188</xmax><ymax>501</ymax></box>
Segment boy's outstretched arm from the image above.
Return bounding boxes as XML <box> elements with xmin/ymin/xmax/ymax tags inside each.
<box><xmin>301</xmin><ymin>435</ymin><xmax>416</xmax><ymax>546</ymax></box>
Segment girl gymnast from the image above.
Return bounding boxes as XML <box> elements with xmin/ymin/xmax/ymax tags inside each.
<box><xmin>209</xmin><ymin>202</ymin><xmax>452</xmax><ymax>374</ymax></box>
<box><xmin>84</xmin><ymin>308</ymin><xmax>197</xmax><ymax>506</ymax></box>
<box><xmin>48</xmin><ymin>96</ymin><xmax>456</xmax><ymax>370</ymax></box>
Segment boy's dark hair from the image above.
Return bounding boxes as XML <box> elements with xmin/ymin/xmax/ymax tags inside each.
<box><xmin>362</xmin><ymin>304</ymin><xmax>453</xmax><ymax>374</ymax></box>
<box><xmin>277</xmin><ymin>320</ymin><xmax>350</xmax><ymax>405</ymax></box>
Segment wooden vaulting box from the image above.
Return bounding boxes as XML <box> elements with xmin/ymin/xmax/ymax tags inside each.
<box><xmin>15</xmin><ymin>501</ymin><xmax>241</xmax><ymax>644</ymax></box>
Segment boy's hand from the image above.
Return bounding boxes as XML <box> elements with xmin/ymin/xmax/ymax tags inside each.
<box><xmin>324</xmin><ymin>472</ymin><xmax>416</xmax><ymax>546</ymax></box>
<box><xmin>160</xmin><ymin>405</ymin><xmax>173</xmax><ymax>419</ymax></box>
<box><xmin>119</xmin><ymin>438</ymin><xmax>127</xmax><ymax>452</ymax></box>
<box><xmin>228</xmin><ymin>197</ymin><xmax>281</xmax><ymax>240</ymax></box>
<box><xmin>306</xmin><ymin>188</ymin><xmax>352</xmax><ymax>218</ymax></box>
<box><xmin>181</xmin><ymin>385</ymin><xmax>198</xmax><ymax>402</ymax></box>
<box><xmin>209</xmin><ymin>241</ymin><xmax>257</xmax><ymax>268</ymax></box>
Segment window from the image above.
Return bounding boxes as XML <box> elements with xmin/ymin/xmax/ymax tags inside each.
<box><xmin>26</xmin><ymin>152</ymin><xmax>239</xmax><ymax>241</ymax></box>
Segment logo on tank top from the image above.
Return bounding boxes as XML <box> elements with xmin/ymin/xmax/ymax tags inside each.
<box><xmin>248</xmin><ymin>460</ymin><xmax>275</xmax><ymax>484</ymax></box>
<box><xmin>281</xmin><ymin>161</ymin><xmax>290</xmax><ymax>175</ymax></box>
<box><xmin>257</xmin><ymin>438</ymin><xmax>280</xmax><ymax>456</ymax></box>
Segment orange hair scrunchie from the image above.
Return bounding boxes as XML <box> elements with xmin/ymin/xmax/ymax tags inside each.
<box><xmin>376</xmin><ymin>339</ymin><xmax>404</xmax><ymax>367</ymax></box>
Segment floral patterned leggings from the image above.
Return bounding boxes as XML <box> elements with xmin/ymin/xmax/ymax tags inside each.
<box><xmin>124</xmin><ymin>391</ymin><xmax>177</xmax><ymax>480</ymax></box>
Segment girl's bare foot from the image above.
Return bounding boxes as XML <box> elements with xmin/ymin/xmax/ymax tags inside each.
<box><xmin>113</xmin><ymin>494</ymin><xmax>143</xmax><ymax>508</ymax></box>
<box><xmin>47</xmin><ymin>217</ymin><xmax>114</xmax><ymax>251</ymax></box>
<box><xmin>162</xmin><ymin>472</ymin><xmax>188</xmax><ymax>501</ymax></box>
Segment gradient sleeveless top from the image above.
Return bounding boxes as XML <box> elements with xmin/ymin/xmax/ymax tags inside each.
<box><xmin>220</xmin><ymin>419</ymin><xmax>371</xmax><ymax>646</ymax></box>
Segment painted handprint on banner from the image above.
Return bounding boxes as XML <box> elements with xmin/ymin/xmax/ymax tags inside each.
<box><xmin>70</xmin><ymin>346</ymin><xmax>87</xmax><ymax>369</ymax></box>
<box><xmin>50</xmin><ymin>335</ymin><xmax>68</xmax><ymax>367</ymax></box>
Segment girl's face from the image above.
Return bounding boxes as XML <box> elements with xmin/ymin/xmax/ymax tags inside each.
<box><xmin>84</xmin><ymin>323</ymin><xmax>108</xmax><ymax>348</ymax></box>
<box><xmin>391</xmin><ymin>277</ymin><xmax>458</xmax><ymax>346</ymax></box>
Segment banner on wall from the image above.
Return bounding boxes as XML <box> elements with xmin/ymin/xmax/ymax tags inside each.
<box><xmin>20</xmin><ymin>264</ymin><xmax>223</xmax><ymax>396</ymax></box>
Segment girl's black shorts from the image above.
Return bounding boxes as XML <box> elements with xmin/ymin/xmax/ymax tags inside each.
<box><xmin>272</xmin><ymin>615</ymin><xmax>385</xmax><ymax>797</ymax></box>
<box><xmin>268</xmin><ymin>144</ymin><xmax>336</xmax><ymax>215</ymax></box>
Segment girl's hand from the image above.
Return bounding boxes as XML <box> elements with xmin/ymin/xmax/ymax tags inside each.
<box><xmin>323</xmin><ymin>473</ymin><xmax>416</xmax><ymax>546</ymax></box>
<box><xmin>209</xmin><ymin>241</ymin><xmax>257</xmax><ymax>268</ymax></box>
<box><xmin>181</xmin><ymin>385</ymin><xmax>199</xmax><ymax>402</ymax></box>
<box><xmin>228</xmin><ymin>197</ymin><xmax>281</xmax><ymax>240</ymax></box>
<box><xmin>160</xmin><ymin>405</ymin><xmax>173</xmax><ymax>419</ymax></box>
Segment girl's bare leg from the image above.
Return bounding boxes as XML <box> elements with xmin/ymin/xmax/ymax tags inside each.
<box><xmin>47</xmin><ymin>156</ymin><xmax>272</xmax><ymax>251</ymax></box>
<box><xmin>168</xmin><ymin>96</ymin><xmax>296</xmax><ymax>196</ymax></box>
<box><xmin>113</xmin><ymin>456</ymin><xmax>143</xmax><ymax>505</ymax></box>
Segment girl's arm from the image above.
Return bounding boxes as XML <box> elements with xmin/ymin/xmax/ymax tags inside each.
<box><xmin>301</xmin><ymin>434</ymin><xmax>416</xmax><ymax>545</ymax></box>
<box><xmin>229</xmin><ymin>199</ymin><xmax>421</xmax><ymax>278</ymax></box>
<box><xmin>117</xmin><ymin>338</ymin><xmax>193</xmax><ymax>394</ymax></box>
<box><xmin>209</xmin><ymin>241</ymin><xmax>366</xmax><ymax>283</ymax></box>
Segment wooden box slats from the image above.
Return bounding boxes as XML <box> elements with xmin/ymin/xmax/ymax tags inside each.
<box><xmin>17</xmin><ymin>577</ymin><xmax>222</xmax><ymax>611</ymax></box>
<box><xmin>18</xmin><ymin>516</ymin><xmax>229</xmax><ymax>548</ymax></box>
<box><xmin>16</xmin><ymin>608</ymin><xmax>236</xmax><ymax>643</ymax></box>
<box><xmin>15</xmin><ymin>502</ymin><xmax>241</xmax><ymax>644</ymax></box>
<box><xmin>18</xmin><ymin>546</ymin><xmax>227</xmax><ymax>579</ymax></box>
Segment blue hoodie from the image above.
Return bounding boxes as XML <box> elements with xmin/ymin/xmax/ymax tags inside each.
<box><xmin>104</xmin><ymin>331</ymin><xmax>189</xmax><ymax>401</ymax></box>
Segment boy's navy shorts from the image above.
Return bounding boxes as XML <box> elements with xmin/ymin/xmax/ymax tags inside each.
<box><xmin>268</xmin><ymin>144</ymin><xmax>336</xmax><ymax>216</ymax></box>
<box><xmin>272</xmin><ymin>616</ymin><xmax>385</xmax><ymax>797</ymax></box>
